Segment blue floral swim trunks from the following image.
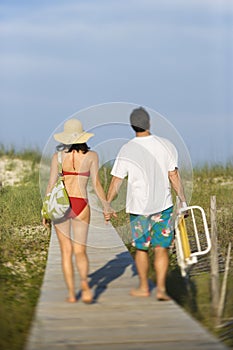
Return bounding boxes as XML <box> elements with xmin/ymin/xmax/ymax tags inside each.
<box><xmin>130</xmin><ymin>206</ymin><xmax>174</xmax><ymax>250</ymax></box>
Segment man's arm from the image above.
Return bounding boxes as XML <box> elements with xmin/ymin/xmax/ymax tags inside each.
<box><xmin>107</xmin><ymin>176</ymin><xmax>123</xmax><ymax>203</ymax></box>
<box><xmin>168</xmin><ymin>168</ymin><xmax>187</xmax><ymax>205</ymax></box>
<box><xmin>104</xmin><ymin>176</ymin><xmax>123</xmax><ymax>221</ymax></box>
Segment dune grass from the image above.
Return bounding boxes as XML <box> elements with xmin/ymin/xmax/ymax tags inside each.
<box><xmin>0</xmin><ymin>149</ymin><xmax>50</xmax><ymax>350</ymax></box>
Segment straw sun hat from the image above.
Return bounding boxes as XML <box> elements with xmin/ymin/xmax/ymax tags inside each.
<box><xmin>54</xmin><ymin>119</ymin><xmax>94</xmax><ymax>145</ymax></box>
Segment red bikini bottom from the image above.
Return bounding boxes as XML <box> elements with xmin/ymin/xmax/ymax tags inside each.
<box><xmin>66</xmin><ymin>197</ymin><xmax>88</xmax><ymax>218</ymax></box>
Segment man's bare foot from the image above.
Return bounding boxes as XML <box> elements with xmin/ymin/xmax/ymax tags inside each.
<box><xmin>130</xmin><ymin>288</ymin><xmax>150</xmax><ymax>297</ymax></box>
<box><xmin>82</xmin><ymin>289</ymin><xmax>93</xmax><ymax>304</ymax></box>
<box><xmin>81</xmin><ymin>280</ymin><xmax>93</xmax><ymax>304</ymax></box>
<box><xmin>156</xmin><ymin>290</ymin><xmax>171</xmax><ymax>301</ymax></box>
<box><xmin>66</xmin><ymin>296</ymin><xmax>77</xmax><ymax>303</ymax></box>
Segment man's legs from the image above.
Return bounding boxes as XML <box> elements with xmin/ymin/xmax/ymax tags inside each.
<box><xmin>154</xmin><ymin>246</ymin><xmax>171</xmax><ymax>300</ymax></box>
<box><xmin>129</xmin><ymin>214</ymin><xmax>150</xmax><ymax>296</ymax></box>
<box><xmin>150</xmin><ymin>207</ymin><xmax>174</xmax><ymax>300</ymax></box>
<box><xmin>130</xmin><ymin>249</ymin><xmax>150</xmax><ymax>297</ymax></box>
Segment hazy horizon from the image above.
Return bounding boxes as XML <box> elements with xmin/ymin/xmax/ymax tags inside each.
<box><xmin>1</xmin><ymin>0</ymin><xmax>232</xmax><ymax>166</ymax></box>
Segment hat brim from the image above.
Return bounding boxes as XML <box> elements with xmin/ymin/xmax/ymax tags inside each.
<box><xmin>54</xmin><ymin>131</ymin><xmax>94</xmax><ymax>145</ymax></box>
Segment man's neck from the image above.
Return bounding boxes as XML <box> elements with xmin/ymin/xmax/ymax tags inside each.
<box><xmin>136</xmin><ymin>130</ymin><xmax>151</xmax><ymax>137</ymax></box>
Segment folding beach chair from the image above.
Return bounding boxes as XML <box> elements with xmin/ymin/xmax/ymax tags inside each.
<box><xmin>175</xmin><ymin>202</ymin><xmax>212</xmax><ymax>277</ymax></box>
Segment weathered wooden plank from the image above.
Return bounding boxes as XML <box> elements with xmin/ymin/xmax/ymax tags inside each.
<box><xmin>26</xmin><ymin>201</ymin><xmax>228</xmax><ymax>350</ymax></box>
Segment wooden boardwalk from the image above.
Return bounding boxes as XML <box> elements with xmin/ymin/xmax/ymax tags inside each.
<box><xmin>26</xmin><ymin>201</ymin><xmax>228</xmax><ymax>350</ymax></box>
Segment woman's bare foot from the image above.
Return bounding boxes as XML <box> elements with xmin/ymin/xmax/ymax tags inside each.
<box><xmin>156</xmin><ymin>290</ymin><xmax>171</xmax><ymax>301</ymax></box>
<box><xmin>130</xmin><ymin>288</ymin><xmax>150</xmax><ymax>297</ymax></box>
<box><xmin>81</xmin><ymin>280</ymin><xmax>93</xmax><ymax>304</ymax></box>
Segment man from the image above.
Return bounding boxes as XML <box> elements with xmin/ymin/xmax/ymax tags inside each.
<box><xmin>105</xmin><ymin>107</ymin><xmax>187</xmax><ymax>300</ymax></box>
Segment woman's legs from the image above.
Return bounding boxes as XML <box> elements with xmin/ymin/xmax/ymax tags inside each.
<box><xmin>72</xmin><ymin>205</ymin><xmax>92</xmax><ymax>303</ymax></box>
<box><xmin>72</xmin><ymin>242</ymin><xmax>92</xmax><ymax>303</ymax></box>
<box><xmin>55</xmin><ymin>220</ymin><xmax>76</xmax><ymax>302</ymax></box>
<box><xmin>55</xmin><ymin>205</ymin><xmax>92</xmax><ymax>303</ymax></box>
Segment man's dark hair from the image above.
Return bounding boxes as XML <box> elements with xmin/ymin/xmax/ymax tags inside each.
<box><xmin>130</xmin><ymin>107</ymin><xmax>150</xmax><ymax>132</ymax></box>
<box><xmin>131</xmin><ymin>125</ymin><xmax>146</xmax><ymax>133</ymax></box>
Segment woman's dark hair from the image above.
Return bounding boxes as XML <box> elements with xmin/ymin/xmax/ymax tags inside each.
<box><xmin>56</xmin><ymin>143</ymin><xmax>90</xmax><ymax>154</ymax></box>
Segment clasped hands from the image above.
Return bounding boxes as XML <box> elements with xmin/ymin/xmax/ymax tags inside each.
<box><xmin>103</xmin><ymin>202</ymin><xmax>117</xmax><ymax>223</ymax></box>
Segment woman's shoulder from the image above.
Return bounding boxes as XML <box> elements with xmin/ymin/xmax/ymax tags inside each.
<box><xmin>86</xmin><ymin>150</ymin><xmax>98</xmax><ymax>159</ymax></box>
<box><xmin>52</xmin><ymin>152</ymin><xmax>58</xmax><ymax>161</ymax></box>
<box><xmin>53</xmin><ymin>151</ymin><xmax>65</xmax><ymax>161</ymax></box>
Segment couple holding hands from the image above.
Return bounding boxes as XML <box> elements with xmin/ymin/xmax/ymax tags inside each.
<box><xmin>43</xmin><ymin>107</ymin><xmax>187</xmax><ymax>304</ymax></box>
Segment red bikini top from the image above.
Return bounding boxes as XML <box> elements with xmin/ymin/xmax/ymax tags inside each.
<box><xmin>62</xmin><ymin>170</ymin><xmax>90</xmax><ymax>177</ymax></box>
<box><xmin>62</xmin><ymin>151</ymin><xmax>90</xmax><ymax>177</ymax></box>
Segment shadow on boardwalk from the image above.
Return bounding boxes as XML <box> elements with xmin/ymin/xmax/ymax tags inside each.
<box><xmin>75</xmin><ymin>252</ymin><xmax>136</xmax><ymax>302</ymax></box>
<box><xmin>76</xmin><ymin>251</ymin><xmax>155</xmax><ymax>302</ymax></box>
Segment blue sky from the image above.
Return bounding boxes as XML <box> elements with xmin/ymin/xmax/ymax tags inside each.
<box><xmin>1</xmin><ymin>0</ymin><xmax>232</xmax><ymax>165</ymax></box>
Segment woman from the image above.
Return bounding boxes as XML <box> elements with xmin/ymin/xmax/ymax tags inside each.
<box><xmin>43</xmin><ymin>119</ymin><xmax>109</xmax><ymax>303</ymax></box>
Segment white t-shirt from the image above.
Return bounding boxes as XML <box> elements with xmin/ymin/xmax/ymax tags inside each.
<box><xmin>111</xmin><ymin>135</ymin><xmax>178</xmax><ymax>215</ymax></box>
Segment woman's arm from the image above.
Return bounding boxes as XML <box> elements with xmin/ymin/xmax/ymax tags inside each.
<box><xmin>42</xmin><ymin>153</ymin><xmax>58</xmax><ymax>228</ymax></box>
<box><xmin>89</xmin><ymin>152</ymin><xmax>109</xmax><ymax>211</ymax></box>
<box><xmin>45</xmin><ymin>153</ymin><xmax>59</xmax><ymax>195</ymax></box>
